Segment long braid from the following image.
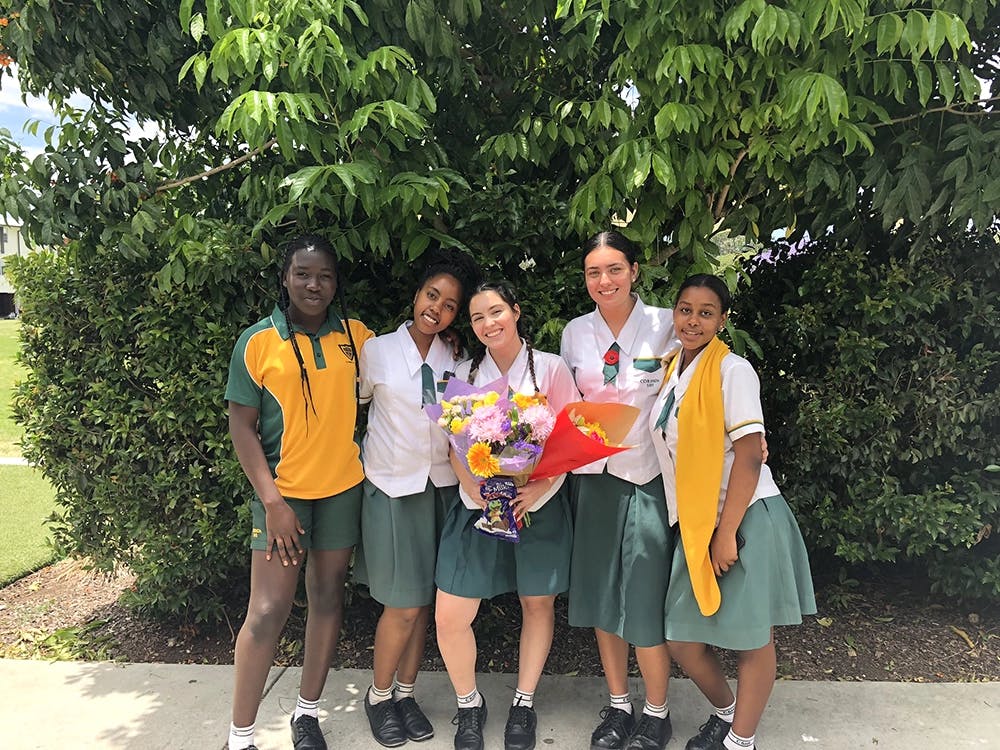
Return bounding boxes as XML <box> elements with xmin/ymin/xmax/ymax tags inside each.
<box><xmin>279</xmin><ymin>286</ymin><xmax>318</xmax><ymax>428</ymax></box>
<box><xmin>524</xmin><ymin>339</ymin><xmax>539</xmax><ymax>394</ymax></box>
<box><xmin>468</xmin><ymin>348</ymin><xmax>487</xmax><ymax>385</ymax></box>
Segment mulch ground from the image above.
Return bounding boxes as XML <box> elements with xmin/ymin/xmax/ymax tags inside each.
<box><xmin>1</xmin><ymin>559</ymin><xmax>998</xmax><ymax>682</ymax></box>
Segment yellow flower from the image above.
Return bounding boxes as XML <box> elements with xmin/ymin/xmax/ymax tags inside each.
<box><xmin>484</xmin><ymin>391</ymin><xmax>500</xmax><ymax>405</ymax></box>
<box><xmin>511</xmin><ymin>392</ymin><xmax>535</xmax><ymax>410</ymax></box>
<box><xmin>449</xmin><ymin>417</ymin><xmax>465</xmax><ymax>434</ymax></box>
<box><xmin>467</xmin><ymin>442</ymin><xmax>501</xmax><ymax>478</ymax></box>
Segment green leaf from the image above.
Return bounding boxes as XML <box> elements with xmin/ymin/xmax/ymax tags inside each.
<box><xmin>875</xmin><ymin>14</ymin><xmax>903</xmax><ymax>55</ymax></box>
<box><xmin>914</xmin><ymin>62</ymin><xmax>932</xmax><ymax>106</ymax></box>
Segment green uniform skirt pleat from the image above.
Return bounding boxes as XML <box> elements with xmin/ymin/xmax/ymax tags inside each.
<box><xmin>435</xmin><ymin>486</ymin><xmax>572</xmax><ymax>599</ymax></box>
<box><xmin>664</xmin><ymin>495</ymin><xmax>817</xmax><ymax>651</ymax></box>
<box><xmin>568</xmin><ymin>472</ymin><xmax>674</xmax><ymax>648</ymax></box>
<box><xmin>353</xmin><ymin>479</ymin><xmax>451</xmax><ymax>608</ymax></box>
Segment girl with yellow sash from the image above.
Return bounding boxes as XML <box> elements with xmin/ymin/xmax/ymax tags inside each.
<box><xmin>648</xmin><ymin>275</ymin><xmax>815</xmax><ymax>750</ymax></box>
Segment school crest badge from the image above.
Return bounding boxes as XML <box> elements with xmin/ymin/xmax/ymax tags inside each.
<box><xmin>339</xmin><ymin>344</ymin><xmax>356</xmax><ymax>361</ymax></box>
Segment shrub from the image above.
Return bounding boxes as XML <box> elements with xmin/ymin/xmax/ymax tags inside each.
<box><xmin>8</xmin><ymin>236</ymin><xmax>272</xmax><ymax>621</ymax></box>
<box><xmin>741</xmin><ymin>228</ymin><xmax>1000</xmax><ymax>599</ymax></box>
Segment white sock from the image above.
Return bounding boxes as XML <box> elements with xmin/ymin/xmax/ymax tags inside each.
<box><xmin>714</xmin><ymin>700</ymin><xmax>736</xmax><ymax>722</ymax></box>
<box><xmin>512</xmin><ymin>689</ymin><xmax>534</xmax><ymax>708</ymax></box>
<box><xmin>293</xmin><ymin>694</ymin><xmax>320</xmax><ymax>721</ymax></box>
<box><xmin>723</xmin><ymin>729</ymin><xmax>755</xmax><ymax>750</ymax></box>
<box><xmin>393</xmin><ymin>679</ymin><xmax>415</xmax><ymax>702</ymax></box>
<box><xmin>642</xmin><ymin>699</ymin><xmax>669</xmax><ymax>719</ymax></box>
<box><xmin>368</xmin><ymin>683</ymin><xmax>394</xmax><ymax>705</ymax></box>
<box><xmin>609</xmin><ymin>692</ymin><xmax>632</xmax><ymax>714</ymax></box>
<box><xmin>457</xmin><ymin>687</ymin><xmax>483</xmax><ymax>709</ymax></box>
<box><xmin>228</xmin><ymin>722</ymin><xmax>254</xmax><ymax>750</ymax></box>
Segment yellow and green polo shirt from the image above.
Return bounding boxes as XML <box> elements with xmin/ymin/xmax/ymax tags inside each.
<box><xmin>225</xmin><ymin>304</ymin><xmax>375</xmax><ymax>499</ymax></box>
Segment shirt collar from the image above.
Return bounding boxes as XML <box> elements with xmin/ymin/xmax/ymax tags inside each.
<box><xmin>269</xmin><ymin>304</ymin><xmax>345</xmax><ymax>340</ymax></box>
<box><xmin>593</xmin><ymin>295</ymin><xmax>647</xmax><ymax>355</ymax></box>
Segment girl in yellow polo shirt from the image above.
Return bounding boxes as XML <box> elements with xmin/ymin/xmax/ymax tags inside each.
<box><xmin>224</xmin><ymin>234</ymin><xmax>374</xmax><ymax>750</ymax></box>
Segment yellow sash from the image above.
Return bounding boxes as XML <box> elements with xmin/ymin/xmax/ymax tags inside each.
<box><xmin>665</xmin><ymin>336</ymin><xmax>730</xmax><ymax>616</ymax></box>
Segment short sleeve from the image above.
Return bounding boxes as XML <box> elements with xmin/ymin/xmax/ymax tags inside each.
<box><xmin>224</xmin><ymin>328</ymin><xmax>263</xmax><ymax>408</ymax></box>
<box><xmin>722</xmin><ymin>357</ymin><xmax>765</xmax><ymax>441</ymax></box>
<box><xmin>543</xmin><ymin>354</ymin><xmax>582</xmax><ymax>412</ymax></box>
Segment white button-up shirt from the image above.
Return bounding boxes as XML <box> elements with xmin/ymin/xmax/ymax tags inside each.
<box><xmin>360</xmin><ymin>323</ymin><xmax>463</xmax><ymax>497</ymax></box>
<box><xmin>454</xmin><ymin>341</ymin><xmax>579</xmax><ymax>511</ymax></box>
<box><xmin>649</xmin><ymin>350</ymin><xmax>781</xmax><ymax>526</ymax></box>
<box><xmin>560</xmin><ymin>296</ymin><xmax>680</xmax><ymax>485</ymax></box>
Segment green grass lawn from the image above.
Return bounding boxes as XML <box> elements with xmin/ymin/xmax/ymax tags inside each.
<box><xmin>0</xmin><ymin>464</ymin><xmax>57</xmax><ymax>585</ymax></box>
<box><xmin>0</xmin><ymin>319</ymin><xmax>25</xmax><ymax>457</ymax></box>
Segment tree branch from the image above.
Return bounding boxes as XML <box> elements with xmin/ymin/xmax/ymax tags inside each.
<box><xmin>154</xmin><ymin>138</ymin><xmax>278</xmax><ymax>193</ymax></box>
<box><xmin>875</xmin><ymin>96</ymin><xmax>1000</xmax><ymax>128</ymax></box>
<box><xmin>713</xmin><ymin>147</ymin><xmax>748</xmax><ymax>221</ymax></box>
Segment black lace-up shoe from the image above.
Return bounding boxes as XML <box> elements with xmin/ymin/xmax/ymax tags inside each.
<box><xmin>452</xmin><ymin>698</ymin><xmax>488</xmax><ymax>750</ymax></box>
<box><xmin>590</xmin><ymin>706</ymin><xmax>636</xmax><ymax>750</ymax></box>
<box><xmin>504</xmin><ymin>704</ymin><xmax>537</xmax><ymax>750</ymax></box>
<box><xmin>396</xmin><ymin>696</ymin><xmax>434</xmax><ymax>742</ymax></box>
<box><xmin>685</xmin><ymin>715</ymin><xmax>731</xmax><ymax>750</ymax></box>
<box><xmin>364</xmin><ymin>693</ymin><xmax>408</xmax><ymax>747</ymax></box>
<box><xmin>290</xmin><ymin>713</ymin><xmax>328</xmax><ymax>750</ymax></box>
<box><xmin>623</xmin><ymin>713</ymin><xmax>672</xmax><ymax>750</ymax></box>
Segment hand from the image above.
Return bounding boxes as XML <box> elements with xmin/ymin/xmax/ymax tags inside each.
<box><xmin>710</xmin><ymin>528</ymin><xmax>739</xmax><ymax>577</ymax></box>
<box><xmin>510</xmin><ymin>478</ymin><xmax>553</xmax><ymax>521</ymax></box>
<box><xmin>439</xmin><ymin>327</ymin><xmax>464</xmax><ymax>359</ymax></box>
<box><xmin>760</xmin><ymin>434</ymin><xmax>769</xmax><ymax>463</ymax></box>
<box><xmin>263</xmin><ymin>500</ymin><xmax>305</xmax><ymax>567</ymax></box>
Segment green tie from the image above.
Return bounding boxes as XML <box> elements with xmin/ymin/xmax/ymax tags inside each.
<box><xmin>602</xmin><ymin>342</ymin><xmax>621</xmax><ymax>385</ymax></box>
<box><xmin>421</xmin><ymin>363</ymin><xmax>437</xmax><ymax>406</ymax></box>
<box><xmin>654</xmin><ymin>389</ymin><xmax>676</xmax><ymax>432</ymax></box>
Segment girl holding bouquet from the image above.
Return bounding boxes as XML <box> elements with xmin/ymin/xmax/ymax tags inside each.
<box><xmin>649</xmin><ymin>275</ymin><xmax>815</xmax><ymax>750</ymax></box>
<box><xmin>560</xmin><ymin>230</ymin><xmax>680</xmax><ymax>750</ymax></box>
<box><xmin>355</xmin><ymin>248</ymin><xmax>481</xmax><ymax>747</ymax></box>
<box><xmin>435</xmin><ymin>280</ymin><xmax>580</xmax><ymax>750</ymax></box>
<box><xmin>225</xmin><ymin>234</ymin><xmax>374</xmax><ymax>750</ymax></box>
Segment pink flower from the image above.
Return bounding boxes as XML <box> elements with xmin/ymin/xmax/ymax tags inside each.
<box><xmin>467</xmin><ymin>405</ymin><xmax>510</xmax><ymax>443</ymax></box>
<box><xmin>520</xmin><ymin>404</ymin><xmax>555</xmax><ymax>441</ymax></box>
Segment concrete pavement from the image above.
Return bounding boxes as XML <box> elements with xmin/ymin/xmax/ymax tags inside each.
<box><xmin>0</xmin><ymin>660</ymin><xmax>997</xmax><ymax>749</ymax></box>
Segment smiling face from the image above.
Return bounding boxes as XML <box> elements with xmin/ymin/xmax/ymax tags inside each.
<box><xmin>412</xmin><ymin>272</ymin><xmax>462</xmax><ymax>337</ymax></box>
<box><xmin>584</xmin><ymin>245</ymin><xmax>638</xmax><ymax>312</ymax></box>
<box><xmin>469</xmin><ymin>289</ymin><xmax>521</xmax><ymax>355</ymax></box>
<box><xmin>673</xmin><ymin>284</ymin><xmax>728</xmax><ymax>357</ymax></box>
<box><xmin>283</xmin><ymin>248</ymin><xmax>337</xmax><ymax>328</ymax></box>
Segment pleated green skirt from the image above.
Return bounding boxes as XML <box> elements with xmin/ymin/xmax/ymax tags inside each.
<box><xmin>664</xmin><ymin>494</ymin><xmax>817</xmax><ymax>651</ymax></box>
<box><xmin>435</xmin><ymin>486</ymin><xmax>573</xmax><ymax>599</ymax></box>
<box><xmin>353</xmin><ymin>479</ymin><xmax>451</xmax><ymax>608</ymax></box>
<box><xmin>568</xmin><ymin>472</ymin><xmax>674</xmax><ymax>648</ymax></box>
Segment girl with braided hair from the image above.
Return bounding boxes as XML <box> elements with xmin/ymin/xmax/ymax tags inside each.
<box><xmin>224</xmin><ymin>234</ymin><xmax>374</xmax><ymax>750</ymax></box>
<box><xmin>354</xmin><ymin>248</ymin><xmax>481</xmax><ymax>747</ymax></box>
<box><xmin>434</xmin><ymin>280</ymin><xmax>579</xmax><ymax>750</ymax></box>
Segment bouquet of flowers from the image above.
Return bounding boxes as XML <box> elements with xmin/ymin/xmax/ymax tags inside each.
<box><xmin>427</xmin><ymin>377</ymin><xmax>640</xmax><ymax>542</ymax></box>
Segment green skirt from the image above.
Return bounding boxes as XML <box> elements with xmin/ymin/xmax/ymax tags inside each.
<box><xmin>435</xmin><ymin>487</ymin><xmax>572</xmax><ymax>599</ymax></box>
<box><xmin>353</xmin><ymin>479</ymin><xmax>451</xmax><ymax>608</ymax></box>
<box><xmin>664</xmin><ymin>495</ymin><xmax>817</xmax><ymax>651</ymax></box>
<box><xmin>568</xmin><ymin>472</ymin><xmax>674</xmax><ymax>648</ymax></box>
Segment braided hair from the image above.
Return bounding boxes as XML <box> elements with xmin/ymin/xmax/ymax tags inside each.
<box><xmin>467</xmin><ymin>279</ymin><xmax>540</xmax><ymax>393</ymax></box>
<box><xmin>278</xmin><ymin>234</ymin><xmax>360</xmax><ymax>430</ymax></box>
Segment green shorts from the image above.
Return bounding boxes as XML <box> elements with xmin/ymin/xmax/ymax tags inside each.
<box><xmin>249</xmin><ymin>482</ymin><xmax>363</xmax><ymax>552</ymax></box>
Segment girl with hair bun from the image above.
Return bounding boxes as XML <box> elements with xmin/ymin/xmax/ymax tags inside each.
<box><xmin>224</xmin><ymin>234</ymin><xmax>374</xmax><ymax>750</ymax></box>
<box><xmin>649</xmin><ymin>274</ymin><xmax>815</xmax><ymax>750</ymax></box>
<box><xmin>355</xmin><ymin>247</ymin><xmax>482</xmax><ymax>747</ymax></box>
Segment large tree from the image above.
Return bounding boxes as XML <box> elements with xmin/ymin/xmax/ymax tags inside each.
<box><xmin>1</xmin><ymin>0</ymin><xmax>997</xmax><ymax>616</ymax></box>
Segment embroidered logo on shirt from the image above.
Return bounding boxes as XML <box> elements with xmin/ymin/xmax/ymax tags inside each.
<box><xmin>338</xmin><ymin>343</ymin><xmax>356</xmax><ymax>361</ymax></box>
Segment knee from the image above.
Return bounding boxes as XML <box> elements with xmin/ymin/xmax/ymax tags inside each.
<box><xmin>519</xmin><ymin>595</ymin><xmax>555</xmax><ymax>620</ymax></box>
<box><xmin>666</xmin><ymin>640</ymin><xmax>706</xmax><ymax>664</ymax></box>
<box><xmin>243</xmin><ymin>596</ymin><xmax>292</xmax><ymax>641</ymax></box>
<box><xmin>435</xmin><ymin>604</ymin><xmax>473</xmax><ymax>636</ymax></box>
<box><xmin>384</xmin><ymin>606</ymin><xmax>422</xmax><ymax>628</ymax></box>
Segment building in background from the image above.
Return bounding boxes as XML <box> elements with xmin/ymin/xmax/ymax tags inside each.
<box><xmin>0</xmin><ymin>216</ymin><xmax>27</xmax><ymax>317</ymax></box>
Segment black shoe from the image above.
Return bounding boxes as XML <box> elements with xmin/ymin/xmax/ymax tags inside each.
<box><xmin>685</xmin><ymin>715</ymin><xmax>731</xmax><ymax>750</ymax></box>
<box><xmin>364</xmin><ymin>693</ymin><xmax>408</xmax><ymax>748</ymax></box>
<box><xmin>396</xmin><ymin>696</ymin><xmax>435</xmax><ymax>742</ymax></box>
<box><xmin>590</xmin><ymin>706</ymin><xmax>636</xmax><ymax>750</ymax></box>
<box><xmin>290</xmin><ymin>713</ymin><xmax>328</xmax><ymax>750</ymax></box>
<box><xmin>452</xmin><ymin>698</ymin><xmax>488</xmax><ymax>750</ymax></box>
<box><xmin>623</xmin><ymin>713</ymin><xmax>672</xmax><ymax>750</ymax></box>
<box><xmin>504</xmin><ymin>704</ymin><xmax>537</xmax><ymax>750</ymax></box>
